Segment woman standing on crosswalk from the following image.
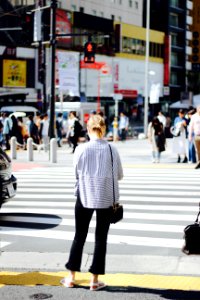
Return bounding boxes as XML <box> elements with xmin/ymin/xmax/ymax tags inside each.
<box><xmin>61</xmin><ymin>114</ymin><xmax>123</xmax><ymax>291</ymax></box>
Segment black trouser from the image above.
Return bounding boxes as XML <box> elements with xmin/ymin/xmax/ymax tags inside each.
<box><xmin>70</xmin><ymin>136</ymin><xmax>78</xmax><ymax>153</ymax></box>
<box><xmin>65</xmin><ymin>197</ymin><xmax>111</xmax><ymax>275</ymax></box>
<box><xmin>4</xmin><ymin>134</ymin><xmax>10</xmax><ymax>150</ymax></box>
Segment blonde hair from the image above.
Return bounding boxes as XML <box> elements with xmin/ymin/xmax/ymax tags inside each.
<box><xmin>87</xmin><ymin>115</ymin><xmax>106</xmax><ymax>138</ymax></box>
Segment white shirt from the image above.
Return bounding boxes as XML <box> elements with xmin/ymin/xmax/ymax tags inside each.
<box><xmin>157</xmin><ymin>115</ymin><xmax>166</xmax><ymax>127</ymax></box>
<box><xmin>73</xmin><ymin>138</ymin><xmax>123</xmax><ymax>209</ymax></box>
<box><xmin>41</xmin><ymin>119</ymin><xmax>49</xmax><ymax>136</ymax></box>
<box><xmin>189</xmin><ymin>113</ymin><xmax>200</xmax><ymax>138</ymax></box>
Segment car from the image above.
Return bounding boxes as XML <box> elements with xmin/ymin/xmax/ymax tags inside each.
<box><xmin>0</xmin><ymin>146</ymin><xmax>17</xmax><ymax>208</ymax></box>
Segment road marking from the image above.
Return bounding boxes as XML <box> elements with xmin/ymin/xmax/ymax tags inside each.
<box><xmin>0</xmin><ymin>226</ymin><xmax>183</xmax><ymax>248</ymax></box>
<box><xmin>0</xmin><ymin>242</ymin><xmax>10</xmax><ymax>249</ymax></box>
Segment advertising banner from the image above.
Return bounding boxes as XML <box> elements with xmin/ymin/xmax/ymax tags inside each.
<box><xmin>57</xmin><ymin>51</ymin><xmax>79</xmax><ymax>96</ymax></box>
<box><xmin>3</xmin><ymin>59</ymin><xmax>26</xmax><ymax>88</ymax></box>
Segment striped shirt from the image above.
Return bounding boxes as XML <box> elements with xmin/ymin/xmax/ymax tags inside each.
<box><xmin>73</xmin><ymin>138</ymin><xmax>123</xmax><ymax>209</ymax></box>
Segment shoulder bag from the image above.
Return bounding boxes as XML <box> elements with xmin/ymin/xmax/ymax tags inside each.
<box><xmin>108</xmin><ymin>144</ymin><xmax>123</xmax><ymax>224</ymax></box>
<box><xmin>182</xmin><ymin>203</ymin><xmax>200</xmax><ymax>255</ymax></box>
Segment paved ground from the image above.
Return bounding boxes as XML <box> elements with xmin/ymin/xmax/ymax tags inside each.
<box><xmin>1</xmin><ymin>137</ymin><xmax>200</xmax><ymax>295</ymax></box>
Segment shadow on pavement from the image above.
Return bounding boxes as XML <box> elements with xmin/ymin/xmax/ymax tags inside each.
<box><xmin>0</xmin><ymin>213</ymin><xmax>62</xmax><ymax>229</ymax></box>
<box><xmin>105</xmin><ymin>286</ymin><xmax>200</xmax><ymax>299</ymax></box>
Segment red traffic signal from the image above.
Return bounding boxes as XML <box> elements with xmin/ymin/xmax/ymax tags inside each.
<box><xmin>84</xmin><ymin>41</ymin><xmax>95</xmax><ymax>63</ymax></box>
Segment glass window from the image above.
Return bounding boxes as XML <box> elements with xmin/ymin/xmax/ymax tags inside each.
<box><xmin>171</xmin><ymin>72</ymin><xmax>178</xmax><ymax>85</ymax></box>
<box><xmin>135</xmin><ymin>1</ymin><xmax>139</xmax><ymax>9</ymax></box>
<box><xmin>170</xmin><ymin>13</ymin><xmax>179</xmax><ymax>27</ymax></box>
<box><xmin>171</xmin><ymin>52</ymin><xmax>178</xmax><ymax>66</ymax></box>
<box><xmin>170</xmin><ymin>0</ymin><xmax>179</xmax><ymax>7</ymax></box>
<box><xmin>129</xmin><ymin>0</ymin><xmax>133</xmax><ymax>7</ymax></box>
<box><xmin>171</xmin><ymin>33</ymin><xmax>178</xmax><ymax>46</ymax></box>
<box><xmin>92</xmin><ymin>10</ymin><xmax>97</xmax><ymax>16</ymax></box>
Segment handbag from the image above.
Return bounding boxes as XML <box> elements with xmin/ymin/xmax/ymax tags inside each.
<box><xmin>108</xmin><ymin>144</ymin><xmax>123</xmax><ymax>224</ymax></box>
<box><xmin>170</xmin><ymin>125</ymin><xmax>181</xmax><ymax>137</ymax></box>
<box><xmin>182</xmin><ymin>203</ymin><xmax>200</xmax><ymax>255</ymax></box>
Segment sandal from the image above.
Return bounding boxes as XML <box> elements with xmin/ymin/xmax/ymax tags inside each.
<box><xmin>60</xmin><ymin>277</ymin><xmax>75</xmax><ymax>288</ymax></box>
<box><xmin>90</xmin><ymin>281</ymin><xmax>106</xmax><ymax>291</ymax></box>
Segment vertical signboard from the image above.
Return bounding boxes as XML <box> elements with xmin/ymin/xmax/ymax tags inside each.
<box><xmin>3</xmin><ymin>60</ymin><xmax>26</xmax><ymax>88</ymax></box>
<box><xmin>57</xmin><ymin>51</ymin><xmax>79</xmax><ymax>96</ymax></box>
<box><xmin>163</xmin><ymin>35</ymin><xmax>171</xmax><ymax>87</ymax></box>
<box><xmin>56</xmin><ymin>9</ymin><xmax>72</xmax><ymax>46</ymax></box>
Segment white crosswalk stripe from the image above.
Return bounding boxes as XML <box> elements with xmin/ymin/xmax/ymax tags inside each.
<box><xmin>0</xmin><ymin>166</ymin><xmax>199</xmax><ymax>253</ymax></box>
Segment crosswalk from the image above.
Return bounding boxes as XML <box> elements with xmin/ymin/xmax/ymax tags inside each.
<box><xmin>0</xmin><ymin>165</ymin><xmax>200</xmax><ymax>255</ymax></box>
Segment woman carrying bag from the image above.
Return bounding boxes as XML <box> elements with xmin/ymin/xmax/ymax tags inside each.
<box><xmin>61</xmin><ymin>114</ymin><xmax>123</xmax><ymax>291</ymax></box>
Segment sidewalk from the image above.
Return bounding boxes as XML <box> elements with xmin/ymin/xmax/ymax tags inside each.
<box><xmin>11</xmin><ymin>137</ymin><xmax>195</xmax><ymax>169</ymax></box>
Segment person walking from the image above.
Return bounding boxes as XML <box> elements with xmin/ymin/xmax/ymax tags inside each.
<box><xmin>68</xmin><ymin>111</ymin><xmax>82</xmax><ymax>153</ymax></box>
<box><xmin>148</xmin><ymin>117</ymin><xmax>166</xmax><ymax>163</ymax></box>
<box><xmin>187</xmin><ymin>109</ymin><xmax>197</xmax><ymax>164</ymax></box>
<box><xmin>172</xmin><ymin>109</ymin><xmax>188</xmax><ymax>163</ymax></box>
<box><xmin>40</xmin><ymin>113</ymin><xmax>49</xmax><ymax>152</ymax></box>
<box><xmin>188</xmin><ymin>105</ymin><xmax>200</xmax><ymax>169</ymax></box>
<box><xmin>157</xmin><ymin>111</ymin><xmax>166</xmax><ymax>128</ymax></box>
<box><xmin>27</xmin><ymin>115</ymin><xmax>39</xmax><ymax>144</ymax></box>
<box><xmin>56</xmin><ymin>113</ymin><xmax>63</xmax><ymax>147</ymax></box>
<box><xmin>118</xmin><ymin>112</ymin><xmax>129</xmax><ymax>141</ymax></box>
<box><xmin>112</xmin><ymin>116</ymin><xmax>119</xmax><ymax>142</ymax></box>
<box><xmin>61</xmin><ymin>114</ymin><xmax>123</xmax><ymax>290</ymax></box>
<box><xmin>2</xmin><ymin>112</ymin><xmax>12</xmax><ymax>150</ymax></box>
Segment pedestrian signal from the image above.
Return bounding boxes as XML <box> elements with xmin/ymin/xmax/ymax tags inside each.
<box><xmin>84</xmin><ymin>42</ymin><xmax>95</xmax><ymax>63</ymax></box>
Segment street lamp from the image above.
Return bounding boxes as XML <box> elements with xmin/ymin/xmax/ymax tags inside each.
<box><xmin>144</xmin><ymin>0</ymin><xmax>150</xmax><ymax>137</ymax></box>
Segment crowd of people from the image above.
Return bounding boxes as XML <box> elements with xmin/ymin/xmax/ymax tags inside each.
<box><xmin>0</xmin><ymin>110</ymin><xmax>83</xmax><ymax>153</ymax></box>
<box><xmin>147</xmin><ymin>105</ymin><xmax>200</xmax><ymax>169</ymax></box>
<box><xmin>1</xmin><ymin>106</ymin><xmax>200</xmax><ymax>169</ymax></box>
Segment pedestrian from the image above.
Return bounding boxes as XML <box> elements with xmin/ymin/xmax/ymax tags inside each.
<box><xmin>148</xmin><ymin>117</ymin><xmax>166</xmax><ymax>163</ymax></box>
<box><xmin>188</xmin><ymin>105</ymin><xmax>200</xmax><ymax>169</ymax></box>
<box><xmin>10</xmin><ymin>115</ymin><xmax>19</xmax><ymax>139</ymax></box>
<box><xmin>68</xmin><ymin>111</ymin><xmax>83</xmax><ymax>153</ymax></box>
<box><xmin>0</xmin><ymin>120</ymin><xmax>3</xmax><ymax>147</ymax></box>
<box><xmin>2</xmin><ymin>112</ymin><xmax>12</xmax><ymax>150</ymax></box>
<box><xmin>40</xmin><ymin>113</ymin><xmax>49</xmax><ymax>152</ymax></box>
<box><xmin>118</xmin><ymin>112</ymin><xmax>129</xmax><ymax>141</ymax></box>
<box><xmin>61</xmin><ymin>114</ymin><xmax>123</xmax><ymax>290</ymax></box>
<box><xmin>157</xmin><ymin>111</ymin><xmax>166</xmax><ymax>128</ymax></box>
<box><xmin>187</xmin><ymin>109</ymin><xmax>197</xmax><ymax>164</ymax></box>
<box><xmin>27</xmin><ymin>115</ymin><xmax>39</xmax><ymax>144</ymax></box>
<box><xmin>56</xmin><ymin>112</ymin><xmax>63</xmax><ymax>147</ymax></box>
<box><xmin>164</xmin><ymin>112</ymin><xmax>172</xmax><ymax>138</ymax></box>
<box><xmin>172</xmin><ymin>109</ymin><xmax>188</xmax><ymax>163</ymax></box>
<box><xmin>112</xmin><ymin>116</ymin><xmax>119</xmax><ymax>142</ymax></box>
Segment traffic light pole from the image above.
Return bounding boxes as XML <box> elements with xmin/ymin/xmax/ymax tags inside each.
<box><xmin>49</xmin><ymin>0</ymin><xmax>57</xmax><ymax>139</ymax></box>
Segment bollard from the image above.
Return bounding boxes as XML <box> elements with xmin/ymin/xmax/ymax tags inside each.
<box><xmin>10</xmin><ymin>136</ymin><xmax>17</xmax><ymax>159</ymax></box>
<box><xmin>50</xmin><ymin>138</ymin><xmax>57</xmax><ymax>163</ymax></box>
<box><xmin>27</xmin><ymin>137</ymin><xmax>33</xmax><ymax>161</ymax></box>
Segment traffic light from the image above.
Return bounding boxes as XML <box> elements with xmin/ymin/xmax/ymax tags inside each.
<box><xmin>21</xmin><ymin>12</ymin><xmax>34</xmax><ymax>45</ymax></box>
<box><xmin>84</xmin><ymin>41</ymin><xmax>96</xmax><ymax>63</ymax></box>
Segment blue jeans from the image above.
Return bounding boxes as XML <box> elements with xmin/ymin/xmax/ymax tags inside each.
<box><xmin>65</xmin><ymin>196</ymin><xmax>111</xmax><ymax>274</ymax></box>
<box><xmin>188</xmin><ymin>141</ymin><xmax>197</xmax><ymax>163</ymax></box>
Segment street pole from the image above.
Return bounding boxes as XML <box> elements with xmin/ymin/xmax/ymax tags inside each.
<box><xmin>144</xmin><ymin>0</ymin><xmax>150</xmax><ymax>136</ymax></box>
<box><xmin>49</xmin><ymin>0</ymin><xmax>57</xmax><ymax>139</ymax></box>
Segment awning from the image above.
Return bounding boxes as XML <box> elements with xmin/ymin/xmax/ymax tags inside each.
<box><xmin>170</xmin><ymin>100</ymin><xmax>191</xmax><ymax>109</ymax></box>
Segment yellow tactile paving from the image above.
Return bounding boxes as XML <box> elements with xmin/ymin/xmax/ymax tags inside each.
<box><xmin>0</xmin><ymin>272</ymin><xmax>200</xmax><ymax>291</ymax></box>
